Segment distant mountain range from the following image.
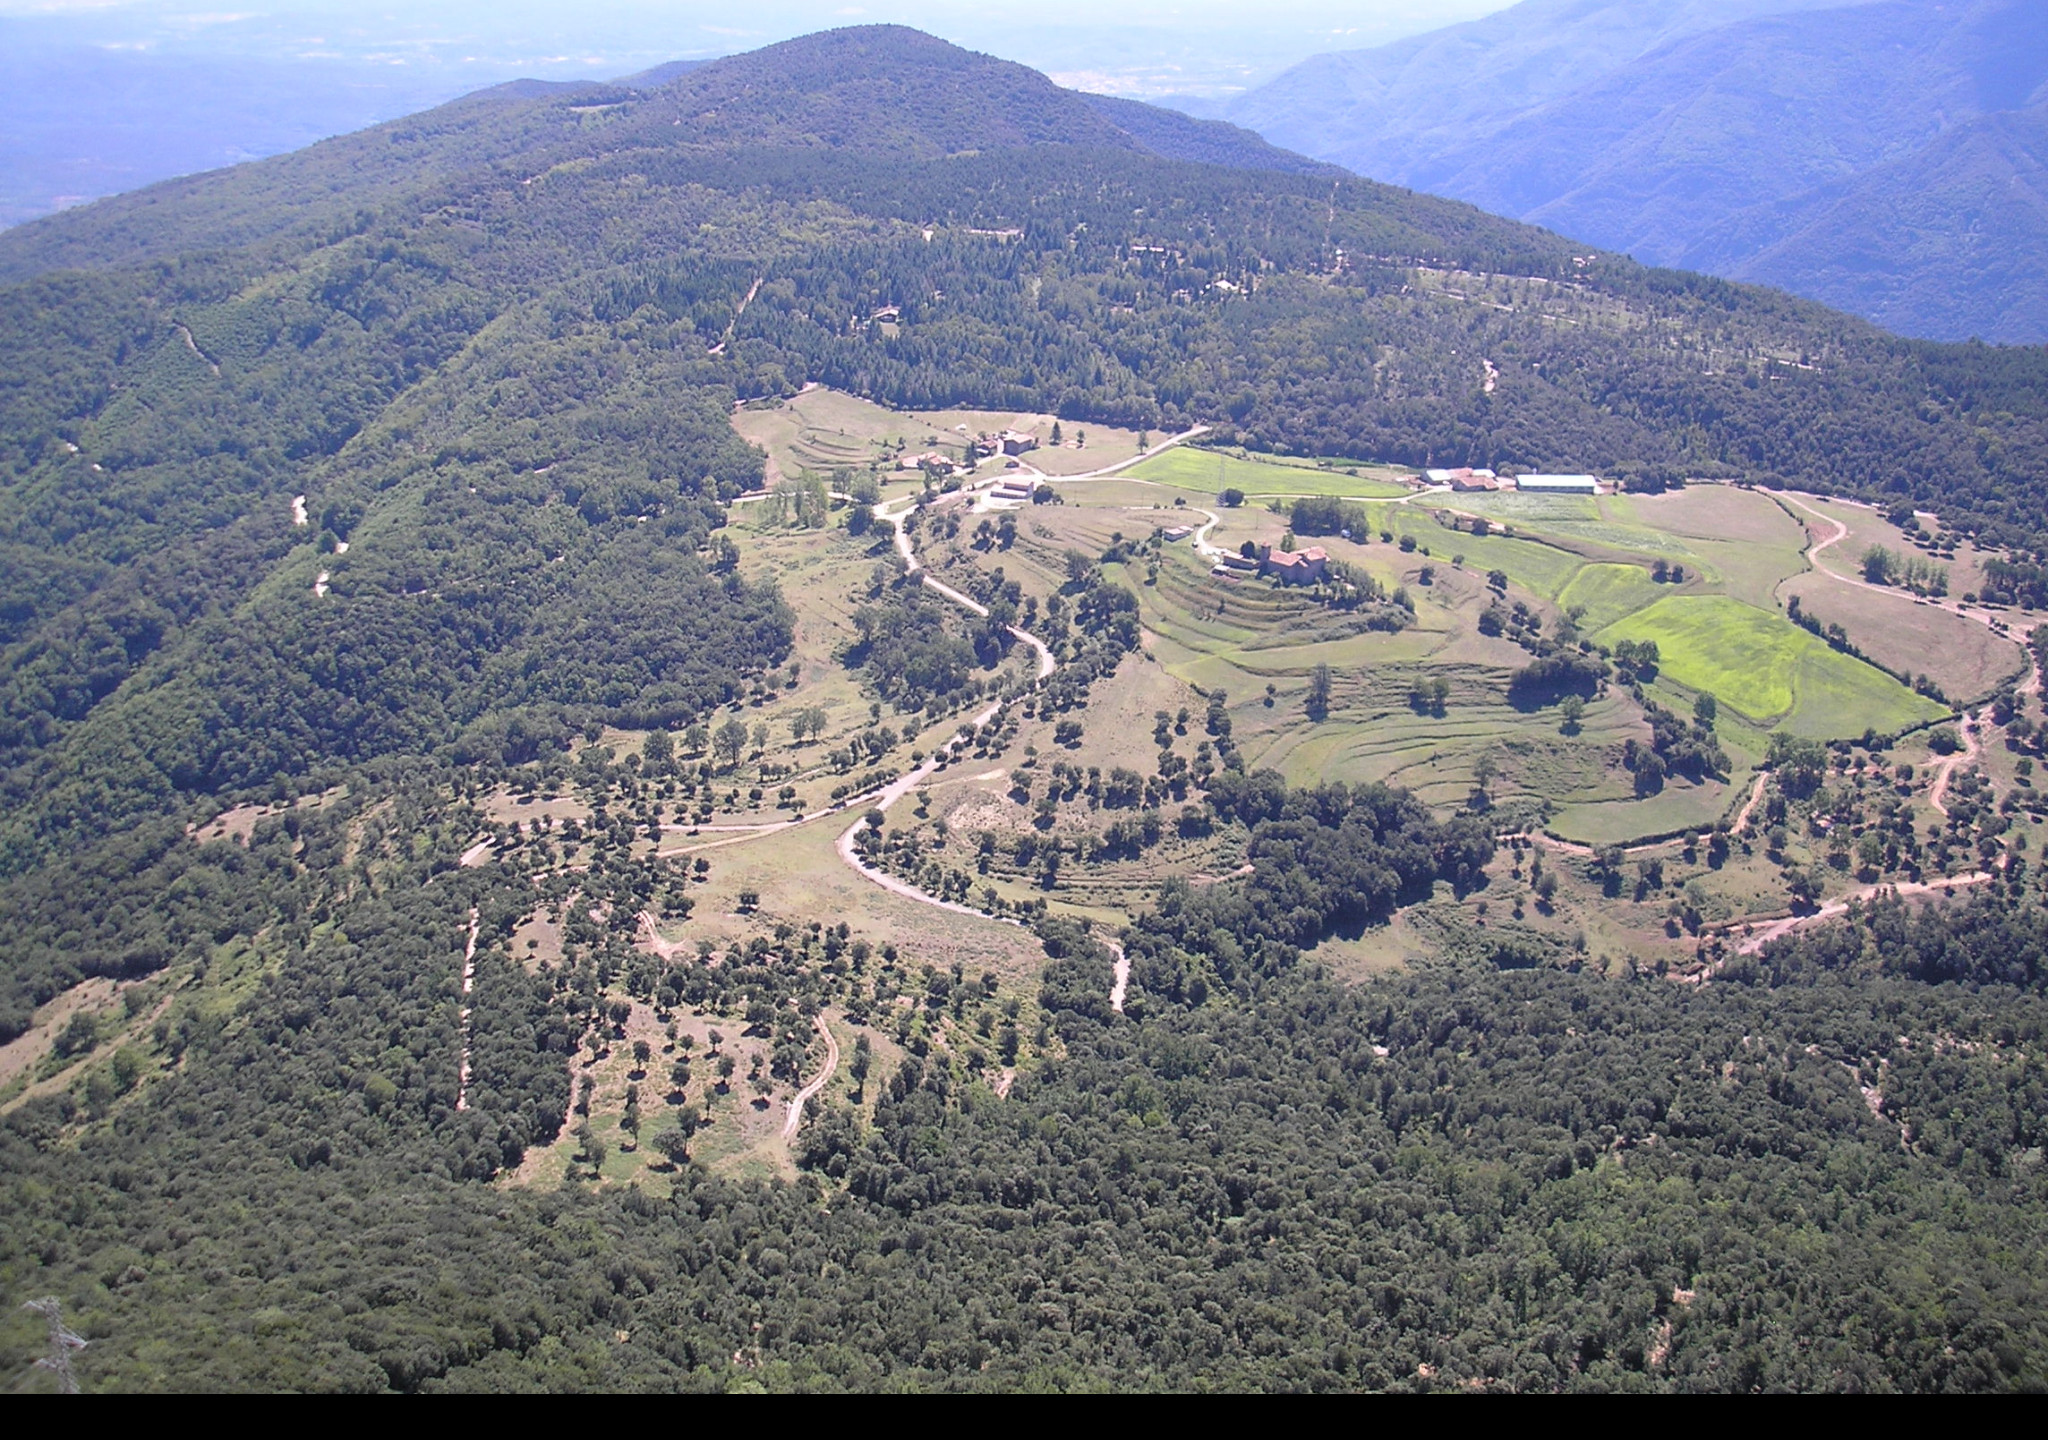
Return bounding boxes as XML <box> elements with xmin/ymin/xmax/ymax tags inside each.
<box><xmin>1194</xmin><ymin>0</ymin><xmax>2048</xmax><ymax>343</ymax></box>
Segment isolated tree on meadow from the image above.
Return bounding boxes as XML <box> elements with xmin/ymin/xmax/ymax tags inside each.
<box><xmin>1306</xmin><ymin>664</ymin><xmax>1332</xmax><ymax>721</ymax></box>
<box><xmin>641</xmin><ymin>729</ymin><xmax>673</xmax><ymax>771</ymax></box>
<box><xmin>652</xmin><ymin>1127</ymin><xmax>691</xmax><ymax>1168</ymax></box>
<box><xmin>1473</xmin><ymin>752</ymin><xmax>1499</xmax><ymax>796</ymax></box>
<box><xmin>714</xmin><ymin>717</ymin><xmax>749</xmax><ymax>769</ymax></box>
<box><xmin>790</xmin><ymin>706</ymin><xmax>828</xmax><ymax>745</ymax></box>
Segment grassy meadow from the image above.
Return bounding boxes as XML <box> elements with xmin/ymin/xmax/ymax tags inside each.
<box><xmin>1125</xmin><ymin>446</ymin><xmax>1414</xmax><ymax>499</ymax></box>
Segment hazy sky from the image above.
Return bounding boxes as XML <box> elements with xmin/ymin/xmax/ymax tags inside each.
<box><xmin>0</xmin><ymin>1</ymin><xmax>1518</xmax><ymax>96</ymax></box>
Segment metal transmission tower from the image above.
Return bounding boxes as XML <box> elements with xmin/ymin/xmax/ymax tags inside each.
<box><xmin>22</xmin><ymin>1297</ymin><xmax>86</xmax><ymax>1394</ymax></box>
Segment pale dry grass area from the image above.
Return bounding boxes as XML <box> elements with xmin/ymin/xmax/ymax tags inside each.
<box><xmin>0</xmin><ymin>977</ymin><xmax>125</xmax><ymax>1092</ymax></box>
<box><xmin>731</xmin><ymin>385</ymin><xmax>1149</xmax><ymax>487</ymax></box>
<box><xmin>189</xmin><ymin>786</ymin><xmax>345</xmax><ymax>845</ymax></box>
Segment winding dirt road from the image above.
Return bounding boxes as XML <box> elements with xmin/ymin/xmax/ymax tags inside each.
<box><xmin>1730</xmin><ymin>771</ymin><xmax>1771</xmax><ymax>834</ymax></box>
<box><xmin>828</xmin><ymin>493</ymin><xmax>1133</xmax><ymax>1002</ymax></box>
<box><xmin>1106</xmin><ymin>939</ymin><xmax>1130</xmax><ymax>1014</ymax></box>
<box><xmin>1012</xmin><ymin>424</ymin><xmax>1212</xmax><ymax>485</ymax></box>
<box><xmin>455</xmin><ymin>907</ymin><xmax>479</xmax><ymax>1112</ymax></box>
<box><xmin>1778</xmin><ymin>491</ymin><xmax>2040</xmax><ymax>702</ymax></box>
<box><xmin>782</xmin><ymin>1016</ymin><xmax>841</xmax><ymax>1139</ymax></box>
<box><xmin>1928</xmin><ymin>720</ymin><xmax>1980</xmax><ymax>818</ymax></box>
<box><xmin>706</xmin><ymin>275</ymin><xmax>763</xmax><ymax>357</ymax></box>
<box><xmin>1774</xmin><ymin>488</ymin><xmax>2040</xmax><ymax>819</ymax></box>
<box><xmin>1734</xmin><ymin>873</ymin><xmax>1992</xmax><ymax>955</ymax></box>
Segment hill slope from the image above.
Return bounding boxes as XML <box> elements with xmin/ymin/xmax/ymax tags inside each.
<box><xmin>1709</xmin><ymin>99</ymin><xmax>2048</xmax><ymax>341</ymax></box>
<box><xmin>2</xmin><ymin>24</ymin><xmax>2048</xmax><ymax>1396</ymax></box>
<box><xmin>2</xmin><ymin>22</ymin><xmax>2045</xmax><ymax>874</ymax></box>
<box><xmin>1211</xmin><ymin>0</ymin><xmax>1840</xmax><ymax>176</ymax></box>
<box><xmin>1213</xmin><ymin>0</ymin><xmax>2048</xmax><ymax>342</ymax></box>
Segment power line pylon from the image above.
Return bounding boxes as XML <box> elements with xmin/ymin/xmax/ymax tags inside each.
<box><xmin>22</xmin><ymin>1298</ymin><xmax>86</xmax><ymax>1394</ymax></box>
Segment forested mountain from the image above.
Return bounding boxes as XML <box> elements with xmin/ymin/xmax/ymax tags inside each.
<box><xmin>2</xmin><ymin>24</ymin><xmax>2047</xmax><ymax>1392</ymax></box>
<box><xmin>1192</xmin><ymin>0</ymin><xmax>1839</xmax><ymax>169</ymax></box>
<box><xmin>1205</xmin><ymin>0</ymin><xmax>2048</xmax><ymax>343</ymax></box>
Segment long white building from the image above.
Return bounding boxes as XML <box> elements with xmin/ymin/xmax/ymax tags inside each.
<box><xmin>1514</xmin><ymin>473</ymin><xmax>1601</xmax><ymax>494</ymax></box>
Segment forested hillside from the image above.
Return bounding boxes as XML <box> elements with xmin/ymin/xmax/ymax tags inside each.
<box><xmin>1209</xmin><ymin>0</ymin><xmax>2048</xmax><ymax>343</ymax></box>
<box><xmin>2</xmin><ymin>24</ymin><xmax>2047</xmax><ymax>1392</ymax></box>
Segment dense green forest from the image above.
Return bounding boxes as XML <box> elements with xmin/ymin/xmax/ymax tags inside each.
<box><xmin>5</xmin><ymin>755</ymin><xmax>2047</xmax><ymax>1391</ymax></box>
<box><xmin>3</xmin><ymin>24</ymin><xmax>2048</xmax><ymax>1392</ymax></box>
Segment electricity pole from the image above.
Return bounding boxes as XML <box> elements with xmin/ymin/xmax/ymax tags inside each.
<box><xmin>23</xmin><ymin>1298</ymin><xmax>86</xmax><ymax>1394</ymax></box>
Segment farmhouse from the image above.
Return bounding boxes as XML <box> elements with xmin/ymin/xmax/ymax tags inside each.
<box><xmin>1515</xmin><ymin>473</ymin><xmax>1601</xmax><ymax>495</ymax></box>
<box><xmin>897</xmin><ymin>450</ymin><xmax>955</xmax><ymax>475</ymax></box>
<box><xmin>999</xmin><ymin>429</ymin><xmax>1040</xmax><ymax>456</ymax></box>
<box><xmin>1260</xmin><ymin>545</ymin><xmax>1328</xmax><ymax>585</ymax></box>
<box><xmin>1426</xmin><ymin>467</ymin><xmax>1499</xmax><ymax>491</ymax></box>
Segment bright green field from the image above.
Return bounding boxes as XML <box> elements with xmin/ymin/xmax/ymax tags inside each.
<box><xmin>1558</xmin><ymin>563</ymin><xmax>1664</xmax><ymax>630</ymax></box>
<box><xmin>1127</xmin><ymin>448</ymin><xmax>1410</xmax><ymax>499</ymax></box>
<box><xmin>1598</xmin><ymin>595</ymin><xmax>1946</xmax><ymax>733</ymax></box>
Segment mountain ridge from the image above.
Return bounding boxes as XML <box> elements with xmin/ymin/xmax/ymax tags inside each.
<box><xmin>1210</xmin><ymin>0</ymin><xmax>2048</xmax><ymax>342</ymax></box>
<box><xmin>3</xmin><ymin>27</ymin><xmax>2048</xmax><ymax>1394</ymax></box>
<box><xmin>2</xmin><ymin>20</ymin><xmax>2046</xmax><ymax>877</ymax></box>
<box><xmin>0</xmin><ymin>26</ymin><xmax>1337</xmax><ymax>287</ymax></box>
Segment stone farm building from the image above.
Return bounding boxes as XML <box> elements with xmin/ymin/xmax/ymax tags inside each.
<box><xmin>1426</xmin><ymin>467</ymin><xmax>1499</xmax><ymax>492</ymax></box>
<box><xmin>1260</xmin><ymin>545</ymin><xmax>1328</xmax><ymax>585</ymax></box>
<box><xmin>897</xmin><ymin>450</ymin><xmax>955</xmax><ymax>476</ymax></box>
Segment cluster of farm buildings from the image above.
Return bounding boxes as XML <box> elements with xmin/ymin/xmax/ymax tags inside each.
<box><xmin>1424</xmin><ymin>467</ymin><xmax>1603</xmax><ymax>495</ymax></box>
<box><xmin>896</xmin><ymin>428</ymin><xmax>1039</xmax><ymax>476</ymax></box>
<box><xmin>1210</xmin><ymin>543</ymin><xmax>1331</xmax><ymax>585</ymax></box>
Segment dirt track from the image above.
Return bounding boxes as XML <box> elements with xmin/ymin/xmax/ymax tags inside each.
<box><xmin>455</xmin><ymin>907</ymin><xmax>479</xmax><ymax>1112</ymax></box>
<box><xmin>782</xmin><ymin>1017</ymin><xmax>840</xmax><ymax>1139</ymax></box>
<box><xmin>1734</xmin><ymin>873</ymin><xmax>1991</xmax><ymax>955</ymax></box>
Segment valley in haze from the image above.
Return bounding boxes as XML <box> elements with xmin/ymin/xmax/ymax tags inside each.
<box><xmin>2</xmin><ymin>25</ymin><xmax>2047</xmax><ymax>1393</ymax></box>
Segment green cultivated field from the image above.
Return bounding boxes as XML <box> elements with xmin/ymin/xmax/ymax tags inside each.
<box><xmin>1557</xmin><ymin>562</ymin><xmax>1664</xmax><ymax>630</ymax></box>
<box><xmin>1126</xmin><ymin>447</ymin><xmax>1411</xmax><ymax>499</ymax></box>
<box><xmin>1598</xmin><ymin>594</ymin><xmax>1946</xmax><ymax>732</ymax></box>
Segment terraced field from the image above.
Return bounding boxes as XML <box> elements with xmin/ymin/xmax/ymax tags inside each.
<box><xmin>733</xmin><ymin>384</ymin><xmax>1152</xmax><ymax>486</ymax></box>
<box><xmin>1131</xmin><ymin>543</ymin><xmax>1646</xmax><ymax>817</ymax></box>
<box><xmin>735</xmin><ymin>405</ymin><xmax>1974</xmax><ymax>870</ymax></box>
